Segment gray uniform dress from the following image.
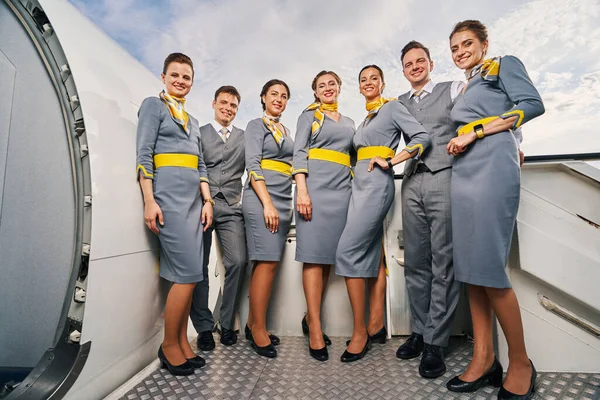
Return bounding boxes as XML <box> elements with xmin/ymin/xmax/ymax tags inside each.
<box><xmin>191</xmin><ymin>123</ymin><xmax>247</xmax><ymax>332</ymax></box>
<box><xmin>243</xmin><ymin>118</ymin><xmax>294</xmax><ymax>262</ymax></box>
<box><xmin>335</xmin><ymin>100</ymin><xmax>430</xmax><ymax>278</ymax></box>
<box><xmin>136</xmin><ymin>96</ymin><xmax>208</xmax><ymax>284</ymax></box>
<box><xmin>292</xmin><ymin>111</ymin><xmax>355</xmax><ymax>265</ymax></box>
<box><xmin>450</xmin><ymin>55</ymin><xmax>544</xmax><ymax>288</ymax></box>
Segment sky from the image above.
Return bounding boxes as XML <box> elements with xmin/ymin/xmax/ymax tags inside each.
<box><xmin>69</xmin><ymin>0</ymin><xmax>600</xmax><ymax>156</ymax></box>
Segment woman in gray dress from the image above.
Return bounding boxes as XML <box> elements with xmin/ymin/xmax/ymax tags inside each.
<box><xmin>136</xmin><ymin>53</ymin><xmax>214</xmax><ymax>376</ymax></box>
<box><xmin>243</xmin><ymin>79</ymin><xmax>294</xmax><ymax>358</ymax></box>
<box><xmin>335</xmin><ymin>65</ymin><xmax>430</xmax><ymax>362</ymax></box>
<box><xmin>293</xmin><ymin>70</ymin><xmax>355</xmax><ymax>361</ymax></box>
<box><xmin>444</xmin><ymin>21</ymin><xmax>544</xmax><ymax>399</ymax></box>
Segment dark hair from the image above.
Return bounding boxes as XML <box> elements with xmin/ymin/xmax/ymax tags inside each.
<box><xmin>358</xmin><ymin>65</ymin><xmax>385</xmax><ymax>84</ymax></box>
<box><xmin>162</xmin><ymin>52</ymin><xmax>194</xmax><ymax>77</ymax></box>
<box><xmin>400</xmin><ymin>41</ymin><xmax>431</xmax><ymax>64</ymax></box>
<box><xmin>449</xmin><ymin>20</ymin><xmax>488</xmax><ymax>43</ymax></box>
<box><xmin>259</xmin><ymin>79</ymin><xmax>290</xmax><ymax>111</ymax></box>
<box><xmin>311</xmin><ymin>70</ymin><xmax>342</xmax><ymax>103</ymax></box>
<box><xmin>214</xmin><ymin>85</ymin><xmax>241</xmax><ymax>103</ymax></box>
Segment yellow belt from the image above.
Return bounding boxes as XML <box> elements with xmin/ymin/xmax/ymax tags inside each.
<box><xmin>308</xmin><ymin>148</ymin><xmax>351</xmax><ymax>167</ymax></box>
<box><xmin>357</xmin><ymin>146</ymin><xmax>395</xmax><ymax>161</ymax></box>
<box><xmin>154</xmin><ymin>153</ymin><xmax>198</xmax><ymax>169</ymax></box>
<box><xmin>457</xmin><ymin>116</ymin><xmax>498</xmax><ymax>136</ymax></box>
<box><xmin>260</xmin><ymin>159</ymin><xmax>292</xmax><ymax>176</ymax></box>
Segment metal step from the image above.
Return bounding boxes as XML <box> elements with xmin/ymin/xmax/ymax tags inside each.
<box><xmin>117</xmin><ymin>337</ymin><xmax>600</xmax><ymax>400</ymax></box>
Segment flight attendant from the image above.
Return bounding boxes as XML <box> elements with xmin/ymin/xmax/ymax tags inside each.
<box><xmin>445</xmin><ymin>20</ymin><xmax>544</xmax><ymax>399</ymax></box>
<box><xmin>292</xmin><ymin>70</ymin><xmax>355</xmax><ymax>361</ymax></box>
<box><xmin>335</xmin><ymin>65</ymin><xmax>430</xmax><ymax>362</ymax></box>
<box><xmin>243</xmin><ymin>79</ymin><xmax>294</xmax><ymax>358</ymax></box>
<box><xmin>136</xmin><ymin>53</ymin><xmax>214</xmax><ymax>376</ymax></box>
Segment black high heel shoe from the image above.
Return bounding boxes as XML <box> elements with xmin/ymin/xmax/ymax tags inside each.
<box><xmin>158</xmin><ymin>346</ymin><xmax>194</xmax><ymax>376</ymax></box>
<box><xmin>346</xmin><ymin>326</ymin><xmax>387</xmax><ymax>346</ymax></box>
<box><xmin>447</xmin><ymin>357</ymin><xmax>503</xmax><ymax>393</ymax></box>
<box><xmin>186</xmin><ymin>355</ymin><xmax>206</xmax><ymax>369</ymax></box>
<box><xmin>309</xmin><ymin>345</ymin><xmax>328</xmax><ymax>362</ymax></box>
<box><xmin>340</xmin><ymin>336</ymin><xmax>371</xmax><ymax>363</ymax></box>
<box><xmin>301</xmin><ymin>315</ymin><xmax>332</xmax><ymax>346</ymax></box>
<box><xmin>497</xmin><ymin>360</ymin><xmax>537</xmax><ymax>400</ymax></box>
<box><xmin>246</xmin><ymin>327</ymin><xmax>277</xmax><ymax>358</ymax></box>
<box><xmin>245</xmin><ymin>324</ymin><xmax>280</xmax><ymax>346</ymax></box>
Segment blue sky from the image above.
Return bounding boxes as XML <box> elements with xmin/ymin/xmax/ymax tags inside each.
<box><xmin>70</xmin><ymin>0</ymin><xmax>600</xmax><ymax>156</ymax></box>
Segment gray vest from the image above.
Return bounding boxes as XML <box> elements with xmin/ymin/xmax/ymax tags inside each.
<box><xmin>399</xmin><ymin>81</ymin><xmax>456</xmax><ymax>176</ymax></box>
<box><xmin>200</xmin><ymin>123</ymin><xmax>245</xmax><ymax>205</ymax></box>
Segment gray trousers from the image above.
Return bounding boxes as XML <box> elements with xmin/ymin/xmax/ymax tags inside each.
<box><xmin>191</xmin><ymin>197</ymin><xmax>247</xmax><ymax>332</ymax></box>
<box><xmin>401</xmin><ymin>167</ymin><xmax>460</xmax><ymax>347</ymax></box>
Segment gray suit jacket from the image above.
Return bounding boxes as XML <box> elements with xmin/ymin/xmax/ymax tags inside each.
<box><xmin>200</xmin><ymin>123</ymin><xmax>245</xmax><ymax>205</ymax></box>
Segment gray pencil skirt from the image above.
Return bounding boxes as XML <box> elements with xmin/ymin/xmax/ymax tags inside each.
<box><xmin>451</xmin><ymin>131</ymin><xmax>520</xmax><ymax>288</ymax></box>
<box><xmin>335</xmin><ymin>162</ymin><xmax>394</xmax><ymax>278</ymax></box>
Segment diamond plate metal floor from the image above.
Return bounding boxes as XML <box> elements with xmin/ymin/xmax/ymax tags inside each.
<box><xmin>119</xmin><ymin>336</ymin><xmax>600</xmax><ymax>400</ymax></box>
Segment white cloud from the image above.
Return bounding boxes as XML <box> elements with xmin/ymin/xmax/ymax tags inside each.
<box><xmin>70</xmin><ymin>0</ymin><xmax>600</xmax><ymax>156</ymax></box>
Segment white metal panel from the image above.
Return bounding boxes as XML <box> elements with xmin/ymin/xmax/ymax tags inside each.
<box><xmin>39</xmin><ymin>0</ymin><xmax>163</xmax><ymax>261</ymax></box>
<box><xmin>65</xmin><ymin>252</ymin><xmax>164</xmax><ymax>400</ymax></box>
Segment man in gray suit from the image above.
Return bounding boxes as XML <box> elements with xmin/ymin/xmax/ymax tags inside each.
<box><xmin>396</xmin><ymin>41</ymin><xmax>462</xmax><ymax>379</ymax></box>
<box><xmin>191</xmin><ymin>86</ymin><xmax>247</xmax><ymax>350</ymax></box>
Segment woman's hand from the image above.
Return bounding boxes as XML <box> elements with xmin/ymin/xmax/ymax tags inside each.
<box><xmin>296</xmin><ymin>191</ymin><xmax>312</xmax><ymax>221</ymax></box>
<box><xmin>201</xmin><ymin>202</ymin><xmax>213</xmax><ymax>232</ymax></box>
<box><xmin>519</xmin><ymin>150</ymin><xmax>525</xmax><ymax>167</ymax></box>
<box><xmin>263</xmin><ymin>202</ymin><xmax>280</xmax><ymax>233</ymax></box>
<box><xmin>447</xmin><ymin>132</ymin><xmax>476</xmax><ymax>156</ymax></box>
<box><xmin>144</xmin><ymin>200</ymin><xmax>163</xmax><ymax>234</ymax></box>
<box><xmin>368</xmin><ymin>156</ymin><xmax>390</xmax><ymax>172</ymax></box>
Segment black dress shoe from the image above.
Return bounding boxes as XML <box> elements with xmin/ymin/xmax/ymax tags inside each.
<box><xmin>158</xmin><ymin>346</ymin><xmax>194</xmax><ymax>376</ymax></box>
<box><xmin>220</xmin><ymin>327</ymin><xmax>237</xmax><ymax>346</ymax></box>
<box><xmin>301</xmin><ymin>315</ymin><xmax>332</xmax><ymax>346</ymax></box>
<box><xmin>197</xmin><ymin>331</ymin><xmax>215</xmax><ymax>351</ymax></box>
<box><xmin>419</xmin><ymin>344</ymin><xmax>446</xmax><ymax>379</ymax></box>
<box><xmin>340</xmin><ymin>336</ymin><xmax>371</xmax><ymax>363</ymax></box>
<box><xmin>447</xmin><ymin>357</ymin><xmax>503</xmax><ymax>393</ymax></box>
<box><xmin>396</xmin><ymin>332</ymin><xmax>424</xmax><ymax>359</ymax></box>
<box><xmin>186</xmin><ymin>355</ymin><xmax>206</xmax><ymax>369</ymax></box>
<box><xmin>309</xmin><ymin>345</ymin><xmax>328</xmax><ymax>362</ymax></box>
<box><xmin>498</xmin><ymin>360</ymin><xmax>536</xmax><ymax>400</ymax></box>
<box><xmin>245</xmin><ymin>324</ymin><xmax>280</xmax><ymax>346</ymax></box>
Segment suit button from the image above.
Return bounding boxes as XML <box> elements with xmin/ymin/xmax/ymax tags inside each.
<box><xmin>222</xmin><ymin>171</ymin><xmax>226</xmax><ymax>175</ymax></box>
<box><xmin>224</xmin><ymin>147</ymin><xmax>228</xmax><ymax>150</ymax></box>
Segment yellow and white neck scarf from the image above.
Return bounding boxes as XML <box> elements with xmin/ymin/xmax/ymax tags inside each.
<box><xmin>262</xmin><ymin>112</ymin><xmax>285</xmax><ymax>147</ymax></box>
<box><xmin>364</xmin><ymin>97</ymin><xmax>396</xmax><ymax>121</ymax></box>
<box><xmin>467</xmin><ymin>56</ymin><xmax>501</xmax><ymax>82</ymax></box>
<box><xmin>304</xmin><ymin>102</ymin><xmax>338</xmax><ymax>139</ymax></box>
<box><xmin>159</xmin><ymin>90</ymin><xmax>189</xmax><ymax>133</ymax></box>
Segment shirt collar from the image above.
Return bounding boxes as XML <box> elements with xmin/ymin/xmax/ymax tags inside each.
<box><xmin>409</xmin><ymin>79</ymin><xmax>436</xmax><ymax>97</ymax></box>
<box><xmin>211</xmin><ymin>120</ymin><xmax>232</xmax><ymax>134</ymax></box>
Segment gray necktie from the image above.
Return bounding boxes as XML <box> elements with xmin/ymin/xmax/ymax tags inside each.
<box><xmin>219</xmin><ymin>127</ymin><xmax>229</xmax><ymax>142</ymax></box>
<box><xmin>412</xmin><ymin>89</ymin><xmax>425</xmax><ymax>103</ymax></box>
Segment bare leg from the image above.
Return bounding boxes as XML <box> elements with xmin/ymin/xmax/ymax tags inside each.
<box><xmin>179</xmin><ymin>285</ymin><xmax>197</xmax><ymax>359</ymax></box>
<box><xmin>459</xmin><ymin>285</ymin><xmax>496</xmax><ymax>382</ymax></box>
<box><xmin>367</xmin><ymin>255</ymin><xmax>386</xmax><ymax>335</ymax></box>
<box><xmin>246</xmin><ymin>262</ymin><xmax>256</xmax><ymax>328</ymax></box>
<box><xmin>345</xmin><ymin>277</ymin><xmax>369</xmax><ymax>353</ymax></box>
<box><xmin>248</xmin><ymin>261</ymin><xmax>278</xmax><ymax>347</ymax></box>
<box><xmin>487</xmin><ymin>287</ymin><xmax>532</xmax><ymax>395</ymax></box>
<box><xmin>162</xmin><ymin>283</ymin><xmax>196</xmax><ymax>365</ymax></box>
<box><xmin>303</xmin><ymin>263</ymin><xmax>325</xmax><ymax>349</ymax></box>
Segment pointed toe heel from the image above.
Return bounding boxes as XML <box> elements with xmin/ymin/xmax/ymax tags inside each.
<box><xmin>157</xmin><ymin>346</ymin><xmax>195</xmax><ymax>376</ymax></box>
<box><xmin>340</xmin><ymin>337</ymin><xmax>371</xmax><ymax>363</ymax></box>
<box><xmin>309</xmin><ymin>346</ymin><xmax>328</xmax><ymax>362</ymax></box>
<box><xmin>447</xmin><ymin>358</ymin><xmax>503</xmax><ymax>393</ymax></box>
<box><xmin>498</xmin><ymin>360</ymin><xmax>536</xmax><ymax>400</ymax></box>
